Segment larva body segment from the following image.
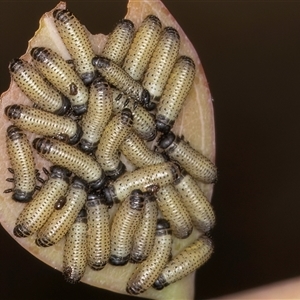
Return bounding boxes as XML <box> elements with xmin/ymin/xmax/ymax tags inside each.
<box><xmin>173</xmin><ymin>170</ymin><xmax>215</xmax><ymax>233</ymax></box>
<box><xmin>122</xmin><ymin>15</ymin><xmax>162</xmax><ymax>81</ymax></box>
<box><xmin>5</xmin><ymin>125</ymin><xmax>36</xmax><ymax>203</ymax></box>
<box><xmin>156</xmin><ymin>55</ymin><xmax>196</xmax><ymax>133</ymax></box>
<box><xmin>130</xmin><ymin>192</ymin><xmax>158</xmax><ymax>263</ymax></box>
<box><xmin>63</xmin><ymin>208</ymin><xmax>88</xmax><ymax>284</ymax></box>
<box><xmin>53</xmin><ymin>8</ymin><xmax>96</xmax><ymax>85</ymax></box>
<box><xmin>153</xmin><ymin>236</ymin><xmax>213</xmax><ymax>290</ymax></box>
<box><xmin>159</xmin><ymin>132</ymin><xmax>218</xmax><ymax>184</ymax></box>
<box><xmin>30</xmin><ymin>47</ymin><xmax>89</xmax><ymax>115</ymax></box>
<box><xmin>79</xmin><ymin>77</ymin><xmax>112</xmax><ymax>153</ymax></box>
<box><xmin>36</xmin><ymin>177</ymin><xmax>87</xmax><ymax>247</ymax></box>
<box><xmin>156</xmin><ymin>184</ymin><xmax>193</xmax><ymax>239</ymax></box>
<box><xmin>14</xmin><ymin>166</ymin><xmax>71</xmax><ymax>238</ymax></box>
<box><xmin>85</xmin><ymin>193</ymin><xmax>111</xmax><ymax>270</ymax></box>
<box><xmin>8</xmin><ymin>58</ymin><xmax>70</xmax><ymax>115</ymax></box>
<box><xmin>109</xmin><ymin>189</ymin><xmax>145</xmax><ymax>266</ymax></box>
<box><xmin>126</xmin><ymin>218</ymin><xmax>172</xmax><ymax>295</ymax></box>
<box><xmin>101</xmin><ymin>19</ymin><xmax>135</xmax><ymax>65</ymax></box>
<box><xmin>33</xmin><ymin>138</ymin><xmax>106</xmax><ymax>191</ymax></box>
<box><xmin>5</xmin><ymin>104</ymin><xmax>82</xmax><ymax>145</ymax></box>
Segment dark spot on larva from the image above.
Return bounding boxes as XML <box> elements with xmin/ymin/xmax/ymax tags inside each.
<box><xmin>69</xmin><ymin>82</ymin><xmax>78</xmax><ymax>96</ymax></box>
<box><xmin>54</xmin><ymin>196</ymin><xmax>67</xmax><ymax>210</ymax></box>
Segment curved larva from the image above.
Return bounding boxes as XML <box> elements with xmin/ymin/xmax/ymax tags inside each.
<box><xmin>122</xmin><ymin>15</ymin><xmax>162</xmax><ymax>81</ymax></box>
<box><xmin>101</xmin><ymin>19</ymin><xmax>135</xmax><ymax>65</ymax></box>
<box><xmin>159</xmin><ymin>132</ymin><xmax>218</xmax><ymax>184</ymax></box>
<box><xmin>92</xmin><ymin>56</ymin><xmax>151</xmax><ymax>110</ymax></box>
<box><xmin>53</xmin><ymin>8</ymin><xmax>96</xmax><ymax>85</ymax></box>
<box><xmin>156</xmin><ymin>55</ymin><xmax>196</xmax><ymax>133</ymax></box>
<box><xmin>5</xmin><ymin>104</ymin><xmax>82</xmax><ymax>145</ymax></box>
<box><xmin>156</xmin><ymin>184</ymin><xmax>193</xmax><ymax>239</ymax></box>
<box><xmin>103</xmin><ymin>161</ymin><xmax>181</xmax><ymax>205</ymax></box>
<box><xmin>36</xmin><ymin>177</ymin><xmax>87</xmax><ymax>247</ymax></box>
<box><xmin>153</xmin><ymin>236</ymin><xmax>213</xmax><ymax>290</ymax></box>
<box><xmin>33</xmin><ymin>138</ymin><xmax>106</xmax><ymax>191</ymax></box>
<box><xmin>126</xmin><ymin>218</ymin><xmax>172</xmax><ymax>295</ymax></box>
<box><xmin>142</xmin><ymin>27</ymin><xmax>180</xmax><ymax>101</ymax></box>
<box><xmin>130</xmin><ymin>192</ymin><xmax>158</xmax><ymax>263</ymax></box>
<box><xmin>30</xmin><ymin>47</ymin><xmax>89</xmax><ymax>115</ymax></box>
<box><xmin>8</xmin><ymin>58</ymin><xmax>70</xmax><ymax>115</ymax></box>
<box><xmin>79</xmin><ymin>77</ymin><xmax>113</xmax><ymax>153</ymax></box>
<box><xmin>173</xmin><ymin>170</ymin><xmax>215</xmax><ymax>233</ymax></box>
<box><xmin>95</xmin><ymin>108</ymin><xmax>133</xmax><ymax>179</ymax></box>
<box><xmin>63</xmin><ymin>208</ymin><xmax>88</xmax><ymax>284</ymax></box>
<box><xmin>5</xmin><ymin>125</ymin><xmax>36</xmax><ymax>203</ymax></box>
<box><xmin>13</xmin><ymin>166</ymin><xmax>71</xmax><ymax>238</ymax></box>
<box><xmin>109</xmin><ymin>189</ymin><xmax>145</xmax><ymax>266</ymax></box>
<box><xmin>120</xmin><ymin>131</ymin><xmax>165</xmax><ymax>168</ymax></box>
<box><xmin>85</xmin><ymin>193</ymin><xmax>111</xmax><ymax>270</ymax></box>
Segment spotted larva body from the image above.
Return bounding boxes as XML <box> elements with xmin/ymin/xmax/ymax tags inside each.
<box><xmin>85</xmin><ymin>193</ymin><xmax>111</xmax><ymax>270</ymax></box>
<box><xmin>103</xmin><ymin>161</ymin><xmax>181</xmax><ymax>205</ymax></box>
<box><xmin>101</xmin><ymin>19</ymin><xmax>135</xmax><ymax>65</ymax></box>
<box><xmin>159</xmin><ymin>132</ymin><xmax>218</xmax><ymax>184</ymax></box>
<box><xmin>153</xmin><ymin>236</ymin><xmax>213</xmax><ymax>290</ymax></box>
<box><xmin>13</xmin><ymin>166</ymin><xmax>71</xmax><ymax>238</ymax></box>
<box><xmin>156</xmin><ymin>184</ymin><xmax>193</xmax><ymax>239</ymax></box>
<box><xmin>95</xmin><ymin>108</ymin><xmax>133</xmax><ymax>179</ymax></box>
<box><xmin>33</xmin><ymin>138</ymin><xmax>106</xmax><ymax>191</ymax></box>
<box><xmin>109</xmin><ymin>189</ymin><xmax>145</xmax><ymax>266</ymax></box>
<box><xmin>53</xmin><ymin>9</ymin><xmax>96</xmax><ymax>85</ymax></box>
<box><xmin>5</xmin><ymin>104</ymin><xmax>82</xmax><ymax>145</ymax></box>
<box><xmin>126</xmin><ymin>218</ymin><xmax>172</xmax><ymax>295</ymax></box>
<box><xmin>8</xmin><ymin>58</ymin><xmax>70</xmax><ymax>115</ymax></box>
<box><xmin>36</xmin><ymin>177</ymin><xmax>87</xmax><ymax>247</ymax></box>
<box><xmin>142</xmin><ymin>27</ymin><xmax>180</xmax><ymax>101</ymax></box>
<box><xmin>63</xmin><ymin>208</ymin><xmax>88</xmax><ymax>284</ymax></box>
<box><xmin>130</xmin><ymin>192</ymin><xmax>158</xmax><ymax>263</ymax></box>
<box><xmin>31</xmin><ymin>47</ymin><xmax>89</xmax><ymax>115</ymax></box>
<box><xmin>173</xmin><ymin>170</ymin><xmax>215</xmax><ymax>233</ymax></box>
<box><xmin>79</xmin><ymin>78</ymin><xmax>112</xmax><ymax>153</ymax></box>
<box><xmin>122</xmin><ymin>15</ymin><xmax>162</xmax><ymax>81</ymax></box>
<box><xmin>120</xmin><ymin>131</ymin><xmax>165</xmax><ymax>168</ymax></box>
<box><xmin>5</xmin><ymin>125</ymin><xmax>36</xmax><ymax>203</ymax></box>
<box><xmin>156</xmin><ymin>55</ymin><xmax>195</xmax><ymax>133</ymax></box>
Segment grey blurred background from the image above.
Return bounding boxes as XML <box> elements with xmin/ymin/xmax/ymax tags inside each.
<box><xmin>1</xmin><ymin>1</ymin><xmax>300</xmax><ymax>299</ymax></box>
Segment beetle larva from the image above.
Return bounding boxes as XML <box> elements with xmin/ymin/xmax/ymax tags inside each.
<box><xmin>130</xmin><ymin>192</ymin><xmax>158</xmax><ymax>263</ymax></box>
<box><xmin>4</xmin><ymin>125</ymin><xmax>36</xmax><ymax>203</ymax></box>
<box><xmin>8</xmin><ymin>58</ymin><xmax>70</xmax><ymax>115</ymax></box>
<box><xmin>159</xmin><ymin>131</ymin><xmax>218</xmax><ymax>184</ymax></box>
<box><xmin>53</xmin><ymin>8</ymin><xmax>96</xmax><ymax>85</ymax></box>
<box><xmin>109</xmin><ymin>189</ymin><xmax>145</xmax><ymax>266</ymax></box>
<box><xmin>173</xmin><ymin>170</ymin><xmax>215</xmax><ymax>233</ymax></box>
<box><xmin>120</xmin><ymin>131</ymin><xmax>164</xmax><ymax>168</ymax></box>
<box><xmin>79</xmin><ymin>77</ymin><xmax>112</xmax><ymax>153</ymax></box>
<box><xmin>156</xmin><ymin>184</ymin><xmax>193</xmax><ymax>239</ymax></box>
<box><xmin>142</xmin><ymin>27</ymin><xmax>180</xmax><ymax>102</ymax></box>
<box><xmin>33</xmin><ymin>138</ymin><xmax>106</xmax><ymax>191</ymax></box>
<box><xmin>13</xmin><ymin>166</ymin><xmax>71</xmax><ymax>238</ymax></box>
<box><xmin>103</xmin><ymin>161</ymin><xmax>181</xmax><ymax>205</ymax></box>
<box><xmin>126</xmin><ymin>218</ymin><xmax>172</xmax><ymax>295</ymax></box>
<box><xmin>156</xmin><ymin>55</ymin><xmax>195</xmax><ymax>133</ymax></box>
<box><xmin>30</xmin><ymin>47</ymin><xmax>89</xmax><ymax>115</ymax></box>
<box><xmin>95</xmin><ymin>108</ymin><xmax>133</xmax><ymax>179</ymax></box>
<box><xmin>101</xmin><ymin>19</ymin><xmax>135</xmax><ymax>65</ymax></box>
<box><xmin>92</xmin><ymin>56</ymin><xmax>152</xmax><ymax>110</ymax></box>
<box><xmin>122</xmin><ymin>15</ymin><xmax>162</xmax><ymax>81</ymax></box>
<box><xmin>63</xmin><ymin>208</ymin><xmax>88</xmax><ymax>284</ymax></box>
<box><xmin>85</xmin><ymin>193</ymin><xmax>111</xmax><ymax>270</ymax></box>
<box><xmin>5</xmin><ymin>104</ymin><xmax>82</xmax><ymax>145</ymax></box>
<box><xmin>36</xmin><ymin>176</ymin><xmax>87</xmax><ymax>247</ymax></box>
<box><xmin>153</xmin><ymin>236</ymin><xmax>213</xmax><ymax>290</ymax></box>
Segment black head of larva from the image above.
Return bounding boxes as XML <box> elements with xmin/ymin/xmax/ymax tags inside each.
<box><xmin>30</xmin><ymin>47</ymin><xmax>50</xmax><ymax>63</ymax></box>
<box><xmin>164</xmin><ymin>26</ymin><xmax>180</xmax><ymax>40</ymax></box>
<box><xmin>54</xmin><ymin>96</ymin><xmax>71</xmax><ymax>116</ymax></box>
<box><xmin>140</xmin><ymin>89</ymin><xmax>156</xmax><ymax>111</ymax></box>
<box><xmin>6</xmin><ymin>125</ymin><xmax>24</xmax><ymax>141</ymax></box>
<box><xmin>156</xmin><ymin>115</ymin><xmax>172</xmax><ymax>134</ymax></box>
<box><xmin>129</xmin><ymin>189</ymin><xmax>144</xmax><ymax>211</ymax></box>
<box><xmin>105</xmin><ymin>161</ymin><xmax>126</xmax><ymax>180</ymax></box>
<box><xmin>109</xmin><ymin>254</ymin><xmax>131</xmax><ymax>267</ymax></box>
<box><xmin>50</xmin><ymin>165</ymin><xmax>72</xmax><ymax>182</ymax></box>
<box><xmin>53</xmin><ymin>9</ymin><xmax>73</xmax><ymax>23</ymax></box>
<box><xmin>120</xmin><ymin>108</ymin><xmax>133</xmax><ymax>124</ymax></box>
<box><xmin>92</xmin><ymin>56</ymin><xmax>110</xmax><ymax>69</ymax></box>
<box><xmin>88</xmin><ymin>172</ymin><xmax>107</xmax><ymax>192</ymax></box>
<box><xmin>158</xmin><ymin>131</ymin><xmax>176</xmax><ymax>149</ymax></box>
<box><xmin>153</xmin><ymin>275</ymin><xmax>168</xmax><ymax>290</ymax></box>
<box><xmin>72</xmin><ymin>103</ymin><xmax>88</xmax><ymax>116</ymax></box>
<box><xmin>145</xmin><ymin>14</ymin><xmax>162</xmax><ymax>27</ymax></box>
<box><xmin>5</xmin><ymin>104</ymin><xmax>21</xmax><ymax>120</ymax></box>
<box><xmin>78</xmin><ymin>139</ymin><xmax>97</xmax><ymax>154</ymax></box>
<box><xmin>32</xmin><ymin>138</ymin><xmax>52</xmax><ymax>155</ymax></box>
<box><xmin>80</xmin><ymin>72</ymin><xmax>96</xmax><ymax>86</ymax></box>
<box><xmin>120</xmin><ymin>18</ymin><xmax>134</xmax><ymax>30</ymax></box>
<box><xmin>68</xmin><ymin>123</ymin><xmax>83</xmax><ymax>145</ymax></box>
<box><xmin>156</xmin><ymin>218</ymin><xmax>172</xmax><ymax>236</ymax></box>
<box><xmin>72</xmin><ymin>176</ymin><xmax>88</xmax><ymax>191</ymax></box>
<box><xmin>8</xmin><ymin>58</ymin><xmax>24</xmax><ymax>73</ymax></box>
<box><xmin>86</xmin><ymin>192</ymin><xmax>108</xmax><ymax>206</ymax></box>
<box><xmin>102</xmin><ymin>185</ymin><xmax>118</xmax><ymax>207</ymax></box>
<box><xmin>13</xmin><ymin>224</ymin><xmax>31</xmax><ymax>238</ymax></box>
<box><xmin>12</xmin><ymin>189</ymin><xmax>35</xmax><ymax>203</ymax></box>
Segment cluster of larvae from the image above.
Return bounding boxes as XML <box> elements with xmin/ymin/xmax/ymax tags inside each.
<box><xmin>3</xmin><ymin>8</ymin><xmax>217</xmax><ymax>295</ymax></box>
